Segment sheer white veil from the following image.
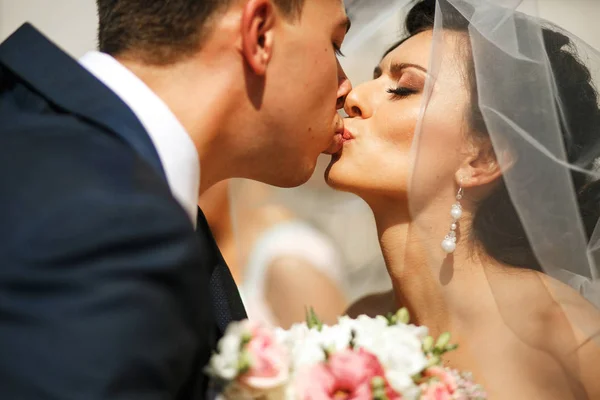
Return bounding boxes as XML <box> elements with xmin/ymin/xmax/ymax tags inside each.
<box><xmin>336</xmin><ymin>0</ymin><xmax>600</xmax><ymax>395</ymax></box>
<box><xmin>340</xmin><ymin>0</ymin><xmax>600</xmax><ymax>303</ymax></box>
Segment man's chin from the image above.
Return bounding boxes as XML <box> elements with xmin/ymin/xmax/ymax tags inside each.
<box><xmin>266</xmin><ymin>163</ymin><xmax>315</xmax><ymax>188</ymax></box>
<box><xmin>322</xmin><ymin>134</ymin><xmax>344</xmax><ymax>155</ymax></box>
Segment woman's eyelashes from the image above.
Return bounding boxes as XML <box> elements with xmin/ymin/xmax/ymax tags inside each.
<box><xmin>387</xmin><ymin>86</ymin><xmax>418</xmax><ymax>99</ymax></box>
<box><xmin>384</xmin><ymin>69</ymin><xmax>424</xmax><ymax>100</ymax></box>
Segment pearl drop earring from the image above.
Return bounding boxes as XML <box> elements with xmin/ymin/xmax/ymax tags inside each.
<box><xmin>441</xmin><ymin>187</ymin><xmax>463</xmax><ymax>254</ymax></box>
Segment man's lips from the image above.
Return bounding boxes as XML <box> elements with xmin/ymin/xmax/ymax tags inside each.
<box><xmin>323</xmin><ymin>128</ymin><xmax>354</xmax><ymax>155</ymax></box>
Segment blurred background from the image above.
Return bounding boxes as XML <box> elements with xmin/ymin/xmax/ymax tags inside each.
<box><xmin>0</xmin><ymin>0</ymin><xmax>97</xmax><ymax>57</ymax></box>
<box><xmin>2</xmin><ymin>0</ymin><xmax>599</xmax><ymax>327</ymax></box>
<box><xmin>2</xmin><ymin>1</ymin><xmax>599</xmax><ymax>59</ymax></box>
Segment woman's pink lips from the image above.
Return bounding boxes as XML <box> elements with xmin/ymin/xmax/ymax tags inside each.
<box><xmin>341</xmin><ymin>128</ymin><xmax>354</xmax><ymax>141</ymax></box>
<box><xmin>324</xmin><ymin>126</ymin><xmax>355</xmax><ymax>155</ymax></box>
<box><xmin>328</xmin><ymin>129</ymin><xmax>354</xmax><ymax>157</ymax></box>
<box><xmin>323</xmin><ymin>126</ymin><xmax>350</xmax><ymax>155</ymax></box>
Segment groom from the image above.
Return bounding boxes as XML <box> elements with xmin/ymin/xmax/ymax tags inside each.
<box><xmin>0</xmin><ymin>0</ymin><xmax>351</xmax><ymax>398</ymax></box>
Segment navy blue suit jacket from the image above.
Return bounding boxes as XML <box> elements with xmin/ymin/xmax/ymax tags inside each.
<box><xmin>0</xmin><ymin>24</ymin><xmax>246</xmax><ymax>399</ymax></box>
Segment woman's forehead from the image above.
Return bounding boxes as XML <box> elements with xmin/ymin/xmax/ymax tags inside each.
<box><xmin>378</xmin><ymin>31</ymin><xmax>434</xmax><ymax>72</ymax></box>
<box><xmin>378</xmin><ymin>30</ymin><xmax>469</xmax><ymax>79</ymax></box>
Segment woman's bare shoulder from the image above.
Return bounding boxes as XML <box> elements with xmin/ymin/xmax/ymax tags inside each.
<box><xmin>492</xmin><ymin>269</ymin><xmax>600</xmax><ymax>345</ymax></box>
<box><xmin>511</xmin><ymin>271</ymin><xmax>600</xmax><ymax>397</ymax></box>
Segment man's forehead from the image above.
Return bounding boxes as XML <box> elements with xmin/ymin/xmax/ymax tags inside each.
<box><xmin>322</xmin><ymin>0</ymin><xmax>347</xmax><ymax>13</ymax></box>
<box><xmin>331</xmin><ymin>0</ymin><xmax>350</xmax><ymax>29</ymax></box>
<box><xmin>305</xmin><ymin>0</ymin><xmax>349</xmax><ymax>30</ymax></box>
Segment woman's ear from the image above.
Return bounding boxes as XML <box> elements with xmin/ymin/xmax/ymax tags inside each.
<box><xmin>456</xmin><ymin>138</ymin><xmax>513</xmax><ymax>188</ymax></box>
<box><xmin>240</xmin><ymin>0</ymin><xmax>277</xmax><ymax>76</ymax></box>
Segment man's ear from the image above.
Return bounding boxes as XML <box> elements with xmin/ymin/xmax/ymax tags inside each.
<box><xmin>456</xmin><ymin>138</ymin><xmax>513</xmax><ymax>188</ymax></box>
<box><xmin>241</xmin><ymin>0</ymin><xmax>277</xmax><ymax>76</ymax></box>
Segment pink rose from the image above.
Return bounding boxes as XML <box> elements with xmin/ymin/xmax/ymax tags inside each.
<box><xmin>420</xmin><ymin>367</ymin><xmax>458</xmax><ymax>400</ymax></box>
<box><xmin>296</xmin><ymin>348</ymin><xmax>401</xmax><ymax>400</ymax></box>
<box><xmin>421</xmin><ymin>381</ymin><xmax>453</xmax><ymax>400</ymax></box>
<box><xmin>238</xmin><ymin>322</ymin><xmax>289</xmax><ymax>391</ymax></box>
<box><xmin>424</xmin><ymin>367</ymin><xmax>458</xmax><ymax>393</ymax></box>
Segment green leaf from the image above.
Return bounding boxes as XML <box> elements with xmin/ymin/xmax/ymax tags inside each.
<box><xmin>411</xmin><ymin>372</ymin><xmax>423</xmax><ymax>383</ymax></box>
<box><xmin>423</xmin><ymin>336</ymin><xmax>434</xmax><ymax>353</ymax></box>
<box><xmin>426</xmin><ymin>354</ymin><xmax>441</xmax><ymax>368</ymax></box>
<box><xmin>305</xmin><ymin>306</ymin><xmax>323</xmax><ymax>331</ymax></box>
<box><xmin>372</xmin><ymin>377</ymin><xmax>389</xmax><ymax>400</ymax></box>
<box><xmin>371</xmin><ymin>376</ymin><xmax>386</xmax><ymax>390</ymax></box>
<box><xmin>373</xmin><ymin>391</ymin><xmax>389</xmax><ymax>400</ymax></box>
<box><xmin>349</xmin><ymin>329</ymin><xmax>357</xmax><ymax>349</ymax></box>
<box><xmin>372</xmin><ymin>391</ymin><xmax>389</xmax><ymax>400</ymax></box>
<box><xmin>435</xmin><ymin>332</ymin><xmax>451</xmax><ymax>350</ymax></box>
<box><xmin>396</xmin><ymin>307</ymin><xmax>410</xmax><ymax>324</ymax></box>
<box><xmin>445</xmin><ymin>343</ymin><xmax>459</xmax><ymax>352</ymax></box>
<box><xmin>386</xmin><ymin>312</ymin><xmax>396</xmax><ymax>326</ymax></box>
<box><xmin>240</xmin><ymin>331</ymin><xmax>252</xmax><ymax>349</ymax></box>
<box><xmin>237</xmin><ymin>350</ymin><xmax>252</xmax><ymax>375</ymax></box>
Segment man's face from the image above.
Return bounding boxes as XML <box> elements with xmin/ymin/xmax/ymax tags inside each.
<box><xmin>260</xmin><ymin>0</ymin><xmax>352</xmax><ymax>187</ymax></box>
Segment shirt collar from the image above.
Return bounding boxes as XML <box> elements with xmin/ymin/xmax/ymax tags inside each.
<box><xmin>79</xmin><ymin>51</ymin><xmax>199</xmax><ymax>226</ymax></box>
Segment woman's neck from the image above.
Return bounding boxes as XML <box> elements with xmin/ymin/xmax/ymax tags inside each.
<box><xmin>372</xmin><ymin>203</ymin><xmax>490</xmax><ymax>335</ymax></box>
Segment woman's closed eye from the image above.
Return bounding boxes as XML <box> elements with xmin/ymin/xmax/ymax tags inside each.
<box><xmin>383</xmin><ymin>66</ymin><xmax>425</xmax><ymax>100</ymax></box>
<box><xmin>387</xmin><ymin>86</ymin><xmax>418</xmax><ymax>99</ymax></box>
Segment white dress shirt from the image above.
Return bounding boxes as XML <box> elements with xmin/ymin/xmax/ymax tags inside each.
<box><xmin>79</xmin><ymin>51</ymin><xmax>200</xmax><ymax>226</ymax></box>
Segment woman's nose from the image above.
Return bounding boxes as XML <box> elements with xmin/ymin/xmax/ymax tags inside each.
<box><xmin>344</xmin><ymin>82</ymin><xmax>373</xmax><ymax>118</ymax></box>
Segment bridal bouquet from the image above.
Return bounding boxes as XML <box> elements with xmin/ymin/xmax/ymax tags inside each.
<box><xmin>206</xmin><ymin>309</ymin><xmax>486</xmax><ymax>400</ymax></box>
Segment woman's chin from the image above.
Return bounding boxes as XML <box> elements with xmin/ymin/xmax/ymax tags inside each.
<box><xmin>324</xmin><ymin>155</ymin><xmax>357</xmax><ymax>193</ymax></box>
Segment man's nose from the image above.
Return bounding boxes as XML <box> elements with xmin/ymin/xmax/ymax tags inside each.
<box><xmin>336</xmin><ymin>61</ymin><xmax>352</xmax><ymax>110</ymax></box>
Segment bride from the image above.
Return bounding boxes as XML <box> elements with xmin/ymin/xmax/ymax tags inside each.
<box><xmin>326</xmin><ymin>0</ymin><xmax>600</xmax><ymax>398</ymax></box>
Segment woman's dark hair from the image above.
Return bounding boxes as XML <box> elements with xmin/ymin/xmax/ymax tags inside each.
<box><xmin>400</xmin><ymin>0</ymin><xmax>600</xmax><ymax>271</ymax></box>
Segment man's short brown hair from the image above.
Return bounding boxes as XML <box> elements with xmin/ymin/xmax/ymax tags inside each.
<box><xmin>96</xmin><ymin>0</ymin><xmax>305</xmax><ymax>65</ymax></box>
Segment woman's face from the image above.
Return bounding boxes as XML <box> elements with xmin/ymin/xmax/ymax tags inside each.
<box><xmin>325</xmin><ymin>30</ymin><xmax>474</xmax><ymax>209</ymax></box>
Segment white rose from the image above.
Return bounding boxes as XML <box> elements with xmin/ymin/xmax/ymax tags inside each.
<box><xmin>282</xmin><ymin>323</ymin><xmax>353</xmax><ymax>371</ymax></box>
<box><xmin>356</xmin><ymin>314</ymin><xmax>389</xmax><ymax>330</ymax></box>
<box><xmin>288</xmin><ymin>329</ymin><xmax>326</xmax><ymax>370</ymax></box>
<box><xmin>404</xmin><ymin>323</ymin><xmax>429</xmax><ymax>340</ymax></box>
<box><xmin>209</xmin><ymin>352</ymin><xmax>238</xmax><ymax>381</ymax></box>
<box><xmin>369</xmin><ymin>325</ymin><xmax>427</xmax><ymax>375</ymax></box>
<box><xmin>396</xmin><ymin>383</ymin><xmax>422</xmax><ymax>400</ymax></box>
<box><xmin>335</xmin><ymin>315</ymin><xmax>355</xmax><ymax>328</ymax></box>
<box><xmin>337</xmin><ymin>314</ymin><xmax>388</xmax><ymax>334</ymax></box>
<box><xmin>330</xmin><ymin>315</ymin><xmax>429</xmax><ymax>398</ymax></box>
<box><xmin>385</xmin><ymin>370</ymin><xmax>420</xmax><ymax>400</ymax></box>
<box><xmin>283</xmin><ymin>383</ymin><xmax>297</xmax><ymax>400</ymax></box>
<box><xmin>317</xmin><ymin>324</ymin><xmax>352</xmax><ymax>353</ymax></box>
<box><xmin>207</xmin><ymin>320</ymin><xmax>252</xmax><ymax>380</ymax></box>
<box><xmin>351</xmin><ymin>321</ymin><xmax>428</xmax><ymax>397</ymax></box>
<box><xmin>223</xmin><ymin>319</ymin><xmax>252</xmax><ymax>338</ymax></box>
<box><xmin>279</xmin><ymin>323</ymin><xmax>309</xmax><ymax>346</ymax></box>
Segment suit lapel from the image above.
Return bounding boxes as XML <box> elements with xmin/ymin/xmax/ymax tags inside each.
<box><xmin>196</xmin><ymin>207</ymin><xmax>247</xmax><ymax>334</ymax></box>
<box><xmin>0</xmin><ymin>23</ymin><xmax>166</xmax><ymax>180</ymax></box>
